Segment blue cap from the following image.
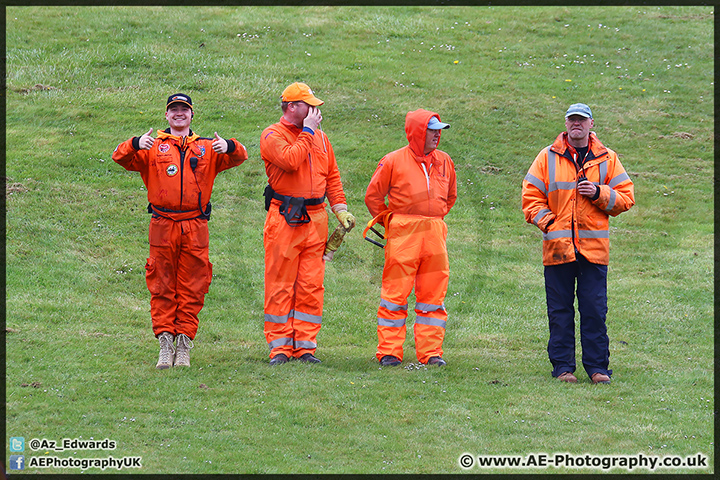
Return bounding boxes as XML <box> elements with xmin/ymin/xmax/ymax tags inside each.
<box><xmin>565</xmin><ymin>103</ymin><xmax>592</xmax><ymax>119</ymax></box>
<box><xmin>428</xmin><ymin>116</ymin><xmax>450</xmax><ymax>130</ymax></box>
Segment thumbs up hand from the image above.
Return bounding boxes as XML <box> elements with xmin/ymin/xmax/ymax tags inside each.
<box><xmin>212</xmin><ymin>132</ymin><xmax>228</xmax><ymax>153</ymax></box>
<box><xmin>138</xmin><ymin>128</ymin><xmax>155</xmax><ymax>150</ymax></box>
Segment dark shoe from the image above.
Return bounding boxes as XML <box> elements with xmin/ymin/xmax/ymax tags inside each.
<box><xmin>427</xmin><ymin>356</ymin><xmax>447</xmax><ymax>367</ymax></box>
<box><xmin>298</xmin><ymin>353</ymin><xmax>322</xmax><ymax>364</ymax></box>
<box><xmin>269</xmin><ymin>353</ymin><xmax>289</xmax><ymax>366</ymax></box>
<box><xmin>557</xmin><ymin>372</ymin><xmax>578</xmax><ymax>383</ymax></box>
<box><xmin>379</xmin><ymin>355</ymin><xmax>401</xmax><ymax>367</ymax></box>
<box><xmin>591</xmin><ymin>372</ymin><xmax>611</xmax><ymax>384</ymax></box>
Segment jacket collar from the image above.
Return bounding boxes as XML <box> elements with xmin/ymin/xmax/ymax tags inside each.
<box><xmin>551</xmin><ymin>131</ymin><xmax>608</xmax><ymax>165</ymax></box>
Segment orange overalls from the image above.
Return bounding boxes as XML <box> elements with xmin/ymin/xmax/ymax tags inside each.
<box><xmin>365</xmin><ymin>109</ymin><xmax>457</xmax><ymax>364</ymax></box>
<box><xmin>260</xmin><ymin>118</ymin><xmax>348</xmax><ymax>360</ymax></box>
<box><xmin>113</xmin><ymin>129</ymin><xmax>248</xmax><ymax>339</ymax></box>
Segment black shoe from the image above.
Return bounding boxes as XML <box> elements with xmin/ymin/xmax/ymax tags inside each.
<box><xmin>427</xmin><ymin>356</ymin><xmax>447</xmax><ymax>367</ymax></box>
<box><xmin>380</xmin><ymin>355</ymin><xmax>401</xmax><ymax>367</ymax></box>
<box><xmin>269</xmin><ymin>353</ymin><xmax>289</xmax><ymax>366</ymax></box>
<box><xmin>298</xmin><ymin>353</ymin><xmax>322</xmax><ymax>364</ymax></box>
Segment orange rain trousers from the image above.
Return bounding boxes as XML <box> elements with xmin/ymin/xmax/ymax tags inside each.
<box><xmin>145</xmin><ymin>216</ymin><xmax>212</xmax><ymax>340</ymax></box>
<box><xmin>263</xmin><ymin>202</ymin><xmax>329</xmax><ymax>359</ymax></box>
<box><xmin>376</xmin><ymin>214</ymin><xmax>449</xmax><ymax>364</ymax></box>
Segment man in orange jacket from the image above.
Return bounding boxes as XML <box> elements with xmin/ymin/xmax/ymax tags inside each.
<box><xmin>113</xmin><ymin>93</ymin><xmax>248</xmax><ymax>369</ymax></box>
<box><xmin>365</xmin><ymin>109</ymin><xmax>457</xmax><ymax>367</ymax></box>
<box><xmin>522</xmin><ymin>103</ymin><xmax>634</xmax><ymax>384</ymax></box>
<box><xmin>260</xmin><ymin>82</ymin><xmax>355</xmax><ymax>365</ymax></box>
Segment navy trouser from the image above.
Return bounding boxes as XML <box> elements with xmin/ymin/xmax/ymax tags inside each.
<box><xmin>544</xmin><ymin>254</ymin><xmax>611</xmax><ymax>379</ymax></box>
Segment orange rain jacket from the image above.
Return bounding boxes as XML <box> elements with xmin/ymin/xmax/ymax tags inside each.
<box><xmin>260</xmin><ymin>117</ymin><xmax>348</xmax><ymax>359</ymax></box>
<box><xmin>365</xmin><ymin>111</ymin><xmax>457</xmax><ymax>219</ymax></box>
<box><xmin>522</xmin><ymin>131</ymin><xmax>635</xmax><ymax>266</ymax></box>
<box><xmin>365</xmin><ymin>109</ymin><xmax>457</xmax><ymax>364</ymax></box>
<box><xmin>113</xmin><ymin>129</ymin><xmax>248</xmax><ymax>220</ymax></box>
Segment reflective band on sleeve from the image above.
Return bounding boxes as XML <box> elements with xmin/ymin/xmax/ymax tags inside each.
<box><xmin>378</xmin><ymin>317</ymin><xmax>406</xmax><ymax>328</ymax></box>
<box><xmin>578</xmin><ymin>229</ymin><xmax>609</xmax><ymax>239</ymax></box>
<box><xmin>524</xmin><ymin>173</ymin><xmax>547</xmax><ymax>195</ymax></box>
<box><xmin>543</xmin><ymin>229</ymin><xmax>573</xmax><ymax>241</ymax></box>
<box><xmin>268</xmin><ymin>337</ymin><xmax>293</xmax><ymax>350</ymax></box>
<box><xmin>294</xmin><ymin>340</ymin><xmax>317</xmax><ymax>350</ymax></box>
<box><xmin>608</xmin><ymin>172</ymin><xmax>630</xmax><ymax>188</ymax></box>
<box><xmin>265</xmin><ymin>313</ymin><xmax>290</xmax><ymax>324</ymax></box>
<box><xmin>415</xmin><ymin>316</ymin><xmax>447</xmax><ymax>329</ymax></box>
<box><xmin>380</xmin><ymin>298</ymin><xmax>408</xmax><ymax>312</ymax></box>
<box><xmin>533</xmin><ymin>208</ymin><xmax>552</xmax><ymax>226</ymax></box>
<box><xmin>293</xmin><ymin>310</ymin><xmax>323</xmax><ymax>324</ymax></box>
<box><xmin>415</xmin><ymin>302</ymin><xmax>446</xmax><ymax>313</ymax></box>
<box><xmin>604</xmin><ymin>189</ymin><xmax>617</xmax><ymax>212</ymax></box>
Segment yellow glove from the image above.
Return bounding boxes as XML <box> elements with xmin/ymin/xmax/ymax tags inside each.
<box><xmin>323</xmin><ymin>224</ymin><xmax>347</xmax><ymax>261</ymax></box>
<box><xmin>335</xmin><ymin>210</ymin><xmax>356</xmax><ymax>231</ymax></box>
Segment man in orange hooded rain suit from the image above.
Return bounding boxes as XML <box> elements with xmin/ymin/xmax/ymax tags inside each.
<box><xmin>260</xmin><ymin>82</ymin><xmax>355</xmax><ymax>366</ymax></box>
<box><xmin>365</xmin><ymin>109</ymin><xmax>457</xmax><ymax>367</ymax></box>
<box><xmin>113</xmin><ymin>93</ymin><xmax>248</xmax><ymax>369</ymax></box>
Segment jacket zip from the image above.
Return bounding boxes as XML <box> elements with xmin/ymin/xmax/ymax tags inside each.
<box><xmin>308</xmin><ymin>152</ymin><xmax>314</xmax><ymax>198</ymax></box>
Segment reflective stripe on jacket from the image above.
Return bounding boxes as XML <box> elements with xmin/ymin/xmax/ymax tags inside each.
<box><xmin>522</xmin><ymin>132</ymin><xmax>635</xmax><ymax>266</ymax></box>
<box><xmin>365</xmin><ymin>109</ymin><xmax>457</xmax><ymax>220</ymax></box>
<box><xmin>113</xmin><ymin>129</ymin><xmax>248</xmax><ymax>221</ymax></box>
<box><xmin>260</xmin><ymin>118</ymin><xmax>347</xmax><ymax>210</ymax></box>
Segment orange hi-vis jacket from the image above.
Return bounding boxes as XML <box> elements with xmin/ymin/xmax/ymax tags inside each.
<box><xmin>365</xmin><ymin>111</ymin><xmax>457</xmax><ymax>220</ymax></box>
<box><xmin>522</xmin><ymin>131</ymin><xmax>635</xmax><ymax>266</ymax></box>
<box><xmin>113</xmin><ymin>129</ymin><xmax>248</xmax><ymax>220</ymax></box>
<box><xmin>260</xmin><ymin>117</ymin><xmax>347</xmax><ymax>209</ymax></box>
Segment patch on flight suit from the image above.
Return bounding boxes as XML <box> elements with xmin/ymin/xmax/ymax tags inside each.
<box><xmin>166</xmin><ymin>164</ymin><xmax>179</xmax><ymax>176</ymax></box>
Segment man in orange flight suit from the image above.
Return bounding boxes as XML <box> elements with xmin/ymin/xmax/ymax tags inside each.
<box><xmin>113</xmin><ymin>93</ymin><xmax>248</xmax><ymax>369</ymax></box>
<box><xmin>260</xmin><ymin>82</ymin><xmax>355</xmax><ymax>366</ymax></box>
<box><xmin>365</xmin><ymin>109</ymin><xmax>457</xmax><ymax>367</ymax></box>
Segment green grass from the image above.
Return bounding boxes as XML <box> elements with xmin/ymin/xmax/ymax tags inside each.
<box><xmin>5</xmin><ymin>5</ymin><xmax>714</xmax><ymax>475</ymax></box>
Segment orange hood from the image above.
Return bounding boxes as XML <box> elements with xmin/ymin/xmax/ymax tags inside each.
<box><xmin>405</xmin><ymin>109</ymin><xmax>442</xmax><ymax>157</ymax></box>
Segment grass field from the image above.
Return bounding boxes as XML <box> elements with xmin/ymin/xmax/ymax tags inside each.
<box><xmin>4</xmin><ymin>5</ymin><xmax>714</xmax><ymax>475</ymax></box>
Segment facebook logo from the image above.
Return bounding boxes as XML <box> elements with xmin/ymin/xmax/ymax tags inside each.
<box><xmin>9</xmin><ymin>455</ymin><xmax>25</xmax><ymax>470</ymax></box>
<box><xmin>9</xmin><ymin>436</ymin><xmax>25</xmax><ymax>452</ymax></box>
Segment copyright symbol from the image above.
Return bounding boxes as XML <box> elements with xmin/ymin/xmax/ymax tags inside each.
<box><xmin>30</xmin><ymin>439</ymin><xmax>41</xmax><ymax>450</ymax></box>
<box><xmin>459</xmin><ymin>453</ymin><xmax>474</xmax><ymax>468</ymax></box>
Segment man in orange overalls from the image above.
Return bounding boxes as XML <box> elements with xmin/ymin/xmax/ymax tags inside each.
<box><xmin>113</xmin><ymin>93</ymin><xmax>248</xmax><ymax>369</ymax></box>
<box><xmin>260</xmin><ymin>82</ymin><xmax>355</xmax><ymax>365</ymax></box>
<box><xmin>365</xmin><ymin>109</ymin><xmax>457</xmax><ymax>367</ymax></box>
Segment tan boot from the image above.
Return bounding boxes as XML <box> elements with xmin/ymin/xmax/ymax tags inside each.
<box><xmin>174</xmin><ymin>333</ymin><xmax>194</xmax><ymax>367</ymax></box>
<box><xmin>557</xmin><ymin>372</ymin><xmax>578</xmax><ymax>383</ymax></box>
<box><xmin>156</xmin><ymin>332</ymin><xmax>175</xmax><ymax>370</ymax></box>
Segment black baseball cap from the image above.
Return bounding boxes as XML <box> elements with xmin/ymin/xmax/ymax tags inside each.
<box><xmin>166</xmin><ymin>93</ymin><xmax>193</xmax><ymax>110</ymax></box>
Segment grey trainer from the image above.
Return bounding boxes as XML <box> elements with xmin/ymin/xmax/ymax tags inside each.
<box><xmin>156</xmin><ymin>332</ymin><xmax>175</xmax><ymax>370</ymax></box>
<box><xmin>174</xmin><ymin>333</ymin><xmax>194</xmax><ymax>367</ymax></box>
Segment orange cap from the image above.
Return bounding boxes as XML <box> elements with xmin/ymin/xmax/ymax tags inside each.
<box><xmin>281</xmin><ymin>82</ymin><xmax>324</xmax><ymax>106</ymax></box>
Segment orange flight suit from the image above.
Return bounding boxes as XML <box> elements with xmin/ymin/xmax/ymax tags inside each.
<box><xmin>260</xmin><ymin>118</ymin><xmax>348</xmax><ymax>360</ymax></box>
<box><xmin>365</xmin><ymin>109</ymin><xmax>457</xmax><ymax>364</ymax></box>
<box><xmin>113</xmin><ymin>129</ymin><xmax>248</xmax><ymax>339</ymax></box>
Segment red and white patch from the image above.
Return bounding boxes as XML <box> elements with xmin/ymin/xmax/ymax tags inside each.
<box><xmin>166</xmin><ymin>164</ymin><xmax>178</xmax><ymax>176</ymax></box>
<box><xmin>158</xmin><ymin>143</ymin><xmax>170</xmax><ymax>153</ymax></box>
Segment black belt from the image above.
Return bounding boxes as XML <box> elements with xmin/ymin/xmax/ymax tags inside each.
<box><xmin>147</xmin><ymin>203</ymin><xmax>211</xmax><ymax>221</ymax></box>
<box><xmin>263</xmin><ymin>184</ymin><xmax>324</xmax><ymax>226</ymax></box>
